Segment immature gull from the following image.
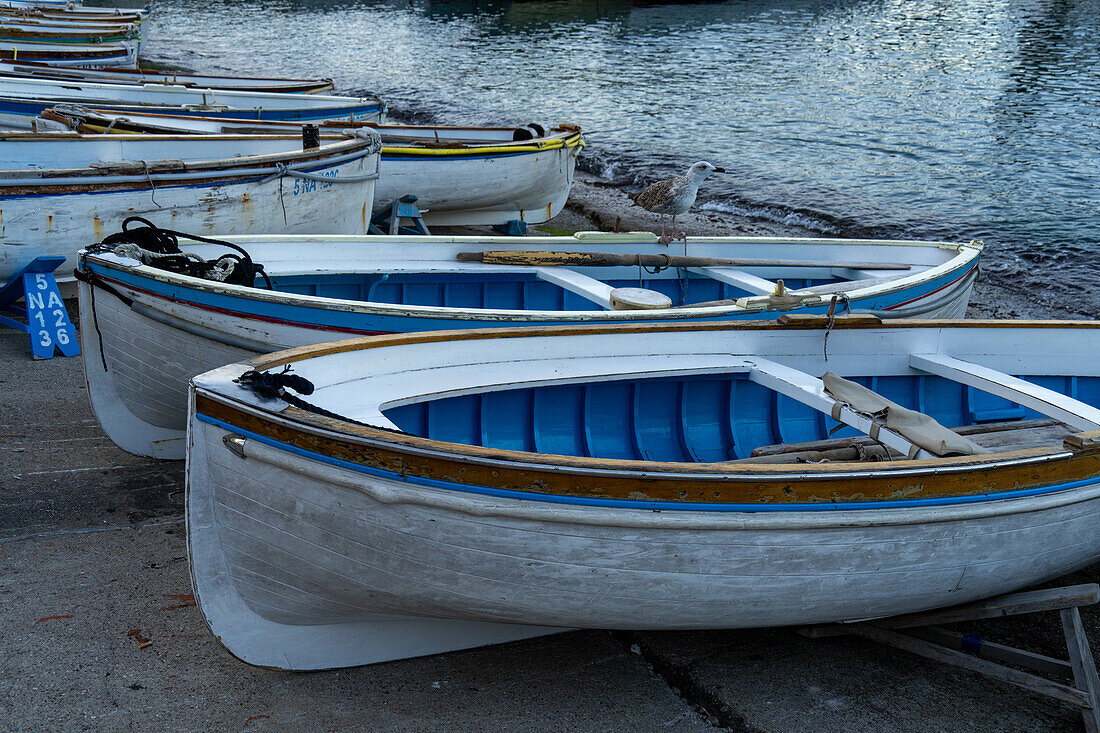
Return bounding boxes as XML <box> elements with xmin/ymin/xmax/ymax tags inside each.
<box><xmin>633</xmin><ymin>161</ymin><xmax>725</xmax><ymax>243</ymax></box>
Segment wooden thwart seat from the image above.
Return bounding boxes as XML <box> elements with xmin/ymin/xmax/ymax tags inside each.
<box><xmin>910</xmin><ymin>353</ymin><xmax>1100</xmax><ymax>432</ymax></box>
<box><xmin>533</xmin><ymin>267</ymin><xmax>615</xmax><ymax>309</ymax></box>
<box><xmin>746</xmin><ymin>359</ymin><xmax>938</xmax><ymax>460</ymax></box>
<box><xmin>688</xmin><ymin>266</ymin><xmax>775</xmax><ymax>296</ymax></box>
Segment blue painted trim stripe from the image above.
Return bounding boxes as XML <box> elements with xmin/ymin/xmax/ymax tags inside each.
<box><xmin>195</xmin><ymin>414</ymin><xmax>1094</xmax><ymax>513</ymax></box>
<box><xmin>86</xmin><ymin>258</ymin><xmax>974</xmax><ymax>334</ymax></box>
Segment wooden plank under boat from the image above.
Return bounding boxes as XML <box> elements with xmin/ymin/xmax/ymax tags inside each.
<box><xmin>0</xmin><ymin>61</ymin><xmax>334</xmax><ymax>93</ymax></box>
<box><xmin>77</xmin><ymin>232</ymin><xmax>980</xmax><ymax>459</ymax></box>
<box><xmin>0</xmin><ymin>77</ymin><xmax>385</xmax><ymax>128</ymax></box>
<box><xmin>185</xmin><ymin>318</ymin><xmax>1100</xmax><ymax>669</ymax></box>
<box><xmin>36</xmin><ymin>108</ymin><xmax>583</xmax><ymax>225</ymax></box>
<box><xmin>0</xmin><ymin>130</ymin><xmax>382</xmax><ymax>282</ymax></box>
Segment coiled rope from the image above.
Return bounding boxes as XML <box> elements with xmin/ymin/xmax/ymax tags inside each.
<box><xmin>87</xmin><ymin>216</ymin><xmax>272</xmax><ymax>288</ymax></box>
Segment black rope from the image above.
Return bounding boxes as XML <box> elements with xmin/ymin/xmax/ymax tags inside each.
<box><xmin>73</xmin><ymin>266</ymin><xmax>135</xmax><ymax>372</ymax></box>
<box><xmin>91</xmin><ymin>217</ymin><xmax>272</xmax><ymax>289</ymax></box>
<box><xmin>236</xmin><ymin>367</ymin><xmax>374</xmax><ymax>428</ymax></box>
<box><xmin>74</xmin><ymin>267</ymin><xmax>109</xmax><ymax>371</ymax></box>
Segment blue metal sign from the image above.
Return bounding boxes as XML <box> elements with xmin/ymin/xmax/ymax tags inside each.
<box><xmin>0</xmin><ymin>257</ymin><xmax>81</xmax><ymax>360</ymax></box>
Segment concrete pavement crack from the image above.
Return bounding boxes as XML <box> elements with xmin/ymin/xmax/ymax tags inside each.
<box><xmin>612</xmin><ymin>631</ymin><xmax>764</xmax><ymax>732</ymax></box>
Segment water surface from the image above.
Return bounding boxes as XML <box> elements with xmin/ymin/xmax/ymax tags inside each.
<box><xmin>144</xmin><ymin>0</ymin><xmax>1100</xmax><ymax>311</ymax></box>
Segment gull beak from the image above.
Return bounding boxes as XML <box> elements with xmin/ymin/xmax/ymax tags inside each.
<box><xmin>713</xmin><ymin>167</ymin><xmax>727</xmax><ymax>173</ymax></box>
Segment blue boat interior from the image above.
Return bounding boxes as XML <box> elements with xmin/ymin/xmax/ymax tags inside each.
<box><xmin>382</xmin><ymin>373</ymin><xmax>1100</xmax><ymax>461</ymax></box>
<box><xmin>265</xmin><ymin>271</ymin><xmax>841</xmax><ymax>310</ymax></box>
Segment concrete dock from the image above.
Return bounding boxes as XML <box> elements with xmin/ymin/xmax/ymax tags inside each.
<box><xmin>3</xmin><ymin>304</ymin><xmax>1098</xmax><ymax>731</ymax></box>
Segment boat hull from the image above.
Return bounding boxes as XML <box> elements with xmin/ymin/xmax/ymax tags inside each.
<box><xmin>0</xmin><ymin>77</ymin><xmax>384</xmax><ymax>127</ymax></box>
<box><xmin>186</xmin><ymin>408</ymin><xmax>1100</xmax><ymax>670</ymax></box>
<box><xmin>1</xmin><ymin>145</ymin><xmax>378</xmax><ymax>283</ymax></box>
<box><xmin>374</xmin><ymin>141</ymin><xmax>580</xmax><ymax>225</ymax></box>
<box><xmin>0</xmin><ymin>39</ymin><xmax>136</xmax><ymax>67</ymax></box>
<box><xmin>0</xmin><ymin>61</ymin><xmax>332</xmax><ymax>93</ymax></box>
<box><xmin>36</xmin><ymin>110</ymin><xmax>583</xmax><ymax>226</ymax></box>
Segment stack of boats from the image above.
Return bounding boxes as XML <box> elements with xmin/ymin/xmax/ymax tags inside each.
<box><xmin>0</xmin><ymin>2</ymin><xmax>148</xmax><ymax>66</ymax></box>
<box><xmin>5</xmin><ymin>0</ymin><xmax>1100</xmax><ymax>677</ymax></box>
<box><xmin>0</xmin><ymin>50</ymin><xmax>586</xmax><ymax>279</ymax></box>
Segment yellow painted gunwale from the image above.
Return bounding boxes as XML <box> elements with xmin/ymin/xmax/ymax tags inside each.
<box><xmin>380</xmin><ymin>131</ymin><xmax>585</xmax><ymax>157</ymax></box>
<box><xmin>65</xmin><ymin>119</ymin><xmax>586</xmax><ymax>157</ymax></box>
<box><xmin>191</xmin><ymin>318</ymin><xmax>1100</xmax><ymax>505</ymax></box>
<box><xmin>195</xmin><ymin>395</ymin><xmax>1100</xmax><ymax>505</ymax></box>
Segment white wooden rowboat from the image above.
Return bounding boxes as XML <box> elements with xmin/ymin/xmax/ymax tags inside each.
<box><xmin>0</xmin><ymin>5</ymin><xmax>146</xmax><ymax>20</ymax></box>
<box><xmin>0</xmin><ymin>61</ymin><xmax>334</xmax><ymax>93</ymax></box>
<box><xmin>0</xmin><ymin>19</ymin><xmax>138</xmax><ymax>43</ymax></box>
<box><xmin>186</xmin><ymin>318</ymin><xmax>1100</xmax><ymax>669</ymax></box>
<box><xmin>0</xmin><ymin>130</ymin><xmax>382</xmax><ymax>282</ymax></box>
<box><xmin>0</xmin><ymin>38</ymin><xmax>136</xmax><ymax>66</ymax></box>
<box><xmin>0</xmin><ymin>77</ymin><xmax>385</xmax><ymax>128</ymax></box>
<box><xmin>77</xmin><ymin>231</ymin><xmax>980</xmax><ymax>459</ymax></box>
<box><xmin>0</xmin><ymin>1</ymin><xmax>145</xmax><ymax>16</ymax></box>
<box><xmin>37</xmin><ymin>108</ymin><xmax>584</xmax><ymax>225</ymax></box>
<box><xmin>0</xmin><ymin>6</ymin><xmax>149</xmax><ymax>47</ymax></box>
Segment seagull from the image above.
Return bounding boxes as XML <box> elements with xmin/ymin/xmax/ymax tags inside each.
<box><xmin>632</xmin><ymin>161</ymin><xmax>726</xmax><ymax>244</ymax></box>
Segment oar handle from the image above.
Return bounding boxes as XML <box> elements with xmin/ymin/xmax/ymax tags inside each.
<box><xmin>457</xmin><ymin>251</ymin><xmax>911</xmax><ymax>270</ymax></box>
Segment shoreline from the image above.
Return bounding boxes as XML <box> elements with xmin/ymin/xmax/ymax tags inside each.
<box><xmin>544</xmin><ymin>172</ymin><xmax>1093</xmax><ymax>321</ymax></box>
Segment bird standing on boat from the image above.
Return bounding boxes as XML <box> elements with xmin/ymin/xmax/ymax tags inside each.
<box><xmin>633</xmin><ymin>161</ymin><xmax>725</xmax><ymax>244</ymax></box>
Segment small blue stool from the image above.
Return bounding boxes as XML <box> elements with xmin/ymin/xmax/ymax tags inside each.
<box><xmin>369</xmin><ymin>195</ymin><xmax>431</xmax><ymax>236</ymax></box>
<box><xmin>0</xmin><ymin>256</ymin><xmax>80</xmax><ymax>360</ymax></box>
<box><xmin>493</xmin><ymin>219</ymin><xmax>528</xmax><ymax>236</ymax></box>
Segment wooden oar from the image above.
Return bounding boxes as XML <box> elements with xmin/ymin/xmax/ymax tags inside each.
<box><xmin>457</xmin><ymin>251</ymin><xmax>911</xmax><ymax>270</ymax></box>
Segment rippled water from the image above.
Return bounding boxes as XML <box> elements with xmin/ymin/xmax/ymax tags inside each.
<box><xmin>143</xmin><ymin>0</ymin><xmax>1100</xmax><ymax>310</ymax></box>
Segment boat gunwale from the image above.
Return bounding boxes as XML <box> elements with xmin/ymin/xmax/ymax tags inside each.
<box><xmin>0</xmin><ymin>42</ymin><xmax>133</xmax><ymax>57</ymax></box>
<box><xmin>78</xmin><ymin>238</ymin><xmax>980</xmax><ymax>322</ymax></box>
<box><xmin>0</xmin><ymin>61</ymin><xmax>333</xmax><ymax>90</ymax></box>
<box><xmin>196</xmin><ymin>388</ymin><xmax>1089</xmax><ymax>480</ymax></box>
<box><xmin>54</xmin><ymin>106</ymin><xmax>571</xmax><ymax>134</ymax></box>
<box><xmin>45</xmin><ymin>108</ymin><xmax>585</xmax><ymax>155</ymax></box>
<box><xmin>0</xmin><ymin>134</ymin><xmax>377</xmax><ymax>185</ymax></box>
<box><xmin>0</xmin><ymin>76</ymin><xmax>383</xmax><ymax>105</ymax></box>
<box><xmin>191</xmin><ymin>409</ymin><xmax>1100</xmax><ymax>526</ymax></box>
<box><xmin>187</xmin><ymin>319</ymin><xmax>1100</xmax><ymax>490</ymax></box>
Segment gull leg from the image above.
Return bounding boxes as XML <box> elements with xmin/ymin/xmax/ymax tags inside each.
<box><xmin>674</xmin><ymin>215</ymin><xmax>687</xmax><ymax>242</ymax></box>
<box><xmin>658</xmin><ymin>214</ymin><xmax>672</xmax><ymax>246</ymax></box>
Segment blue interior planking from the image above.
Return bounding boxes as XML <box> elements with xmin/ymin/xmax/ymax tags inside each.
<box><xmin>265</xmin><ymin>272</ymin><xmax>831</xmax><ymax>310</ymax></box>
<box><xmin>383</xmin><ymin>373</ymin><xmax>1100</xmax><ymax>462</ymax></box>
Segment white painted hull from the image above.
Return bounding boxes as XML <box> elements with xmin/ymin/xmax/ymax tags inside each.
<box><xmin>186</xmin><ymin>412</ymin><xmax>1100</xmax><ymax>670</ymax></box>
<box><xmin>373</xmin><ymin>142</ymin><xmax>580</xmax><ymax>225</ymax></box>
<box><xmin>0</xmin><ymin>39</ymin><xmax>136</xmax><ymax>68</ymax></box>
<box><xmin>80</xmin><ymin>283</ymin><xmax>252</xmax><ymax>459</ymax></box>
<box><xmin>1</xmin><ymin>142</ymin><xmax>378</xmax><ymax>282</ymax></box>
<box><xmin>0</xmin><ymin>75</ymin><xmax>375</xmax><ymax>110</ymax></box>
<box><xmin>0</xmin><ymin>62</ymin><xmax>330</xmax><ymax>93</ymax></box>
<box><xmin>38</xmin><ymin>110</ymin><xmax>583</xmax><ymax>226</ymax></box>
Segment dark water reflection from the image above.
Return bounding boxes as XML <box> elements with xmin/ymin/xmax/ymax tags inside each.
<box><xmin>144</xmin><ymin>0</ymin><xmax>1100</xmax><ymax>309</ymax></box>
